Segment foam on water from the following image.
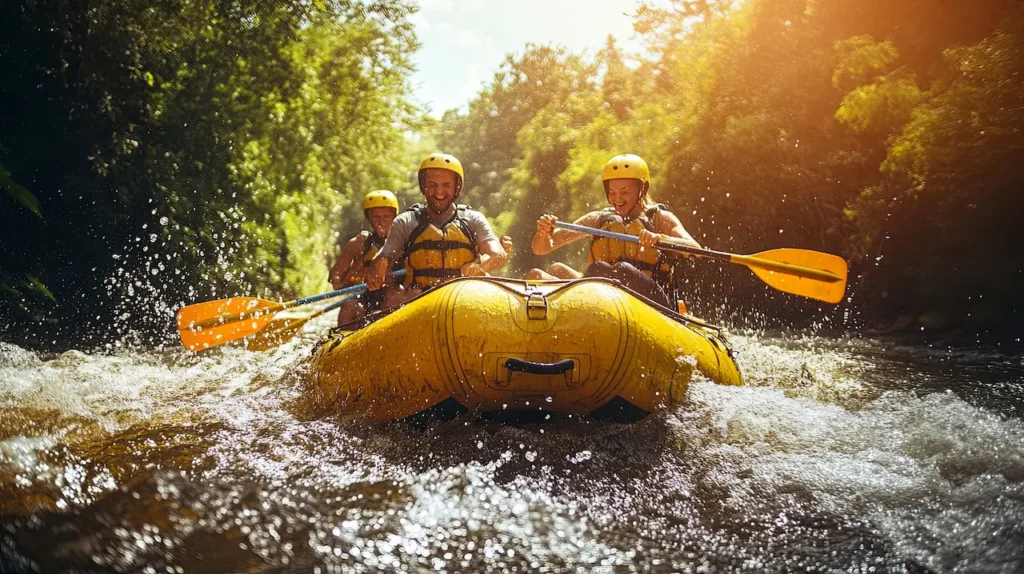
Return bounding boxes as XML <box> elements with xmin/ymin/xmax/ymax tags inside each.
<box><xmin>1</xmin><ymin>328</ymin><xmax>1022</xmax><ymax>572</ymax></box>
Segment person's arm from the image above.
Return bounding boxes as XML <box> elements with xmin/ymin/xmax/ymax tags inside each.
<box><xmin>328</xmin><ymin>234</ymin><xmax>364</xmax><ymax>289</ymax></box>
<box><xmin>531</xmin><ymin>212</ymin><xmax>600</xmax><ymax>255</ymax></box>
<box><xmin>366</xmin><ymin>256</ymin><xmax>390</xmax><ymax>291</ymax></box>
<box><xmin>467</xmin><ymin>236</ymin><xmax>507</xmax><ymax>276</ymax></box>
<box><xmin>637</xmin><ymin>209</ymin><xmax>702</xmax><ymax>250</ymax></box>
<box><xmin>657</xmin><ymin>209</ymin><xmax>701</xmax><ymax>249</ymax></box>
<box><xmin>460</xmin><ymin>212</ymin><xmax>507</xmax><ymax>277</ymax></box>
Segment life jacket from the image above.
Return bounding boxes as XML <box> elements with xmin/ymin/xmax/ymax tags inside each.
<box><xmin>588</xmin><ymin>204</ymin><xmax>675</xmax><ymax>290</ymax></box>
<box><xmin>342</xmin><ymin>231</ymin><xmax>386</xmax><ymax>286</ymax></box>
<box><xmin>402</xmin><ymin>204</ymin><xmax>478</xmax><ymax>289</ymax></box>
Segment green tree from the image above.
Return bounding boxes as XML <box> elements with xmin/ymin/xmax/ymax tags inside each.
<box><xmin>0</xmin><ymin>0</ymin><xmax>419</xmax><ymax>344</ymax></box>
<box><xmin>843</xmin><ymin>8</ymin><xmax>1024</xmax><ymax>323</ymax></box>
<box><xmin>436</xmin><ymin>45</ymin><xmax>597</xmax><ymax>226</ymax></box>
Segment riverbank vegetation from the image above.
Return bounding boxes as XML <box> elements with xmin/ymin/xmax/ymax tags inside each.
<box><xmin>437</xmin><ymin>0</ymin><xmax>1022</xmax><ymax>337</ymax></box>
<box><xmin>1</xmin><ymin>0</ymin><xmax>419</xmax><ymax>346</ymax></box>
<box><xmin>2</xmin><ymin>0</ymin><xmax>1021</xmax><ymax>346</ymax></box>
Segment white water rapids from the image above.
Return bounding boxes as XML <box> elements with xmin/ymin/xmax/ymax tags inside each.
<box><xmin>1</xmin><ymin>324</ymin><xmax>1022</xmax><ymax>572</ymax></box>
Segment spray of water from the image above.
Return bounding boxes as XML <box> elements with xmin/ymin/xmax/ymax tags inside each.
<box><xmin>1</xmin><ymin>326</ymin><xmax>1022</xmax><ymax>572</ymax></box>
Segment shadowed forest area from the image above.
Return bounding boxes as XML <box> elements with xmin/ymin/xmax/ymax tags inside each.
<box><xmin>2</xmin><ymin>0</ymin><xmax>1022</xmax><ymax>347</ymax></box>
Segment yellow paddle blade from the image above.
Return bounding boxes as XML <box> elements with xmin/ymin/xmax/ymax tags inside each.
<box><xmin>736</xmin><ymin>249</ymin><xmax>848</xmax><ymax>304</ymax></box>
<box><xmin>244</xmin><ymin>315</ymin><xmax>313</xmax><ymax>351</ymax></box>
<box><xmin>176</xmin><ymin>297</ymin><xmax>281</xmax><ymax>351</ymax></box>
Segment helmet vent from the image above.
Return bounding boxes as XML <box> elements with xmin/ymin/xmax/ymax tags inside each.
<box><xmin>613</xmin><ymin>166</ymin><xmax>619</xmax><ymax>170</ymax></box>
<box><xmin>624</xmin><ymin>164</ymin><xmax>630</xmax><ymax>168</ymax></box>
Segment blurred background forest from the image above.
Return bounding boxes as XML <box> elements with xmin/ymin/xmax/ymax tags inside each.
<box><xmin>2</xmin><ymin>0</ymin><xmax>1021</xmax><ymax>347</ymax></box>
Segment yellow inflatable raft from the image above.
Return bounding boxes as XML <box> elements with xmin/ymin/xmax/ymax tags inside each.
<box><xmin>310</xmin><ymin>277</ymin><xmax>742</xmax><ymax>423</ymax></box>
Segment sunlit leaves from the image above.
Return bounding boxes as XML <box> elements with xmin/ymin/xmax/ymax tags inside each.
<box><xmin>842</xmin><ymin>7</ymin><xmax>1024</xmax><ymax>314</ymax></box>
<box><xmin>831</xmin><ymin>36</ymin><xmax>900</xmax><ymax>90</ymax></box>
<box><xmin>436</xmin><ymin>0</ymin><xmax>1020</xmax><ymax>328</ymax></box>
<box><xmin>835</xmin><ymin>77</ymin><xmax>921</xmax><ymax>134</ymax></box>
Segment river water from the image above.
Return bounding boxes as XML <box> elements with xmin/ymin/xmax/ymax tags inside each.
<box><xmin>1</xmin><ymin>321</ymin><xmax>1022</xmax><ymax>573</ymax></box>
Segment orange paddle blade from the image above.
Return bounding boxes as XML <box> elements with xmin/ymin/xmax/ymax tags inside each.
<box><xmin>176</xmin><ymin>297</ymin><xmax>282</xmax><ymax>351</ymax></box>
<box><xmin>244</xmin><ymin>315</ymin><xmax>313</xmax><ymax>351</ymax></box>
<box><xmin>735</xmin><ymin>249</ymin><xmax>848</xmax><ymax>304</ymax></box>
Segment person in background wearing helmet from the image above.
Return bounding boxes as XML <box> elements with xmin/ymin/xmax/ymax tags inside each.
<box><xmin>526</xmin><ymin>154</ymin><xmax>701</xmax><ymax>308</ymax></box>
<box><xmin>329</xmin><ymin>190</ymin><xmax>400</xmax><ymax>325</ymax></box>
<box><xmin>365</xmin><ymin>153</ymin><xmax>509</xmax><ymax>307</ymax></box>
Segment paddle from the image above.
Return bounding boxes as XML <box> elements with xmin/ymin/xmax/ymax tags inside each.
<box><xmin>245</xmin><ymin>297</ymin><xmax>349</xmax><ymax>351</ymax></box>
<box><xmin>176</xmin><ymin>270</ymin><xmax>405</xmax><ymax>351</ymax></box>
<box><xmin>554</xmin><ymin>221</ymin><xmax>848</xmax><ymax>304</ymax></box>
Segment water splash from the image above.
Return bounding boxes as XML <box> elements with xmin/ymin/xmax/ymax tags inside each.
<box><xmin>1</xmin><ymin>328</ymin><xmax>1022</xmax><ymax>572</ymax></box>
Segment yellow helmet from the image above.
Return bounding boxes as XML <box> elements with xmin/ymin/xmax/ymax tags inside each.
<box><xmin>363</xmin><ymin>190</ymin><xmax>399</xmax><ymax>212</ymax></box>
<box><xmin>601</xmin><ymin>154</ymin><xmax>650</xmax><ymax>190</ymax></box>
<box><xmin>418</xmin><ymin>153</ymin><xmax>464</xmax><ymax>196</ymax></box>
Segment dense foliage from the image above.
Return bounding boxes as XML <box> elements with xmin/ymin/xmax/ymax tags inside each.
<box><xmin>438</xmin><ymin>0</ymin><xmax>1022</xmax><ymax>333</ymax></box>
<box><xmin>2</xmin><ymin>0</ymin><xmax>1020</xmax><ymax>346</ymax></box>
<box><xmin>1</xmin><ymin>0</ymin><xmax>418</xmax><ymax>344</ymax></box>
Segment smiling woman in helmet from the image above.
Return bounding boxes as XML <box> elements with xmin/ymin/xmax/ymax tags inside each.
<box><xmin>527</xmin><ymin>154</ymin><xmax>701</xmax><ymax>308</ymax></box>
<box><xmin>329</xmin><ymin>190</ymin><xmax>400</xmax><ymax>325</ymax></box>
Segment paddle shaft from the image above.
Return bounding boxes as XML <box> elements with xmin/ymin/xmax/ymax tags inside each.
<box><xmin>191</xmin><ymin>270</ymin><xmax>404</xmax><ymax>330</ymax></box>
<box><xmin>318</xmin><ymin>297</ymin><xmax>350</xmax><ymax>315</ymax></box>
<box><xmin>554</xmin><ymin>221</ymin><xmax>842</xmax><ymax>283</ymax></box>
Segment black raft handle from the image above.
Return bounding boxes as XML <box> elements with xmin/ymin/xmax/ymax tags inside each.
<box><xmin>504</xmin><ymin>358</ymin><xmax>575</xmax><ymax>376</ymax></box>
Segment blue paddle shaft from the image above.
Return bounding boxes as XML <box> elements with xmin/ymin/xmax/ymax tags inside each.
<box><xmin>322</xmin><ymin>298</ymin><xmax>350</xmax><ymax>312</ymax></box>
<box><xmin>294</xmin><ymin>270</ymin><xmax>405</xmax><ymax>306</ymax></box>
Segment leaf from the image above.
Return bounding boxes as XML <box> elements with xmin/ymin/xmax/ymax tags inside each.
<box><xmin>0</xmin><ymin>167</ymin><xmax>43</xmax><ymax>218</ymax></box>
<box><xmin>25</xmin><ymin>276</ymin><xmax>56</xmax><ymax>302</ymax></box>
